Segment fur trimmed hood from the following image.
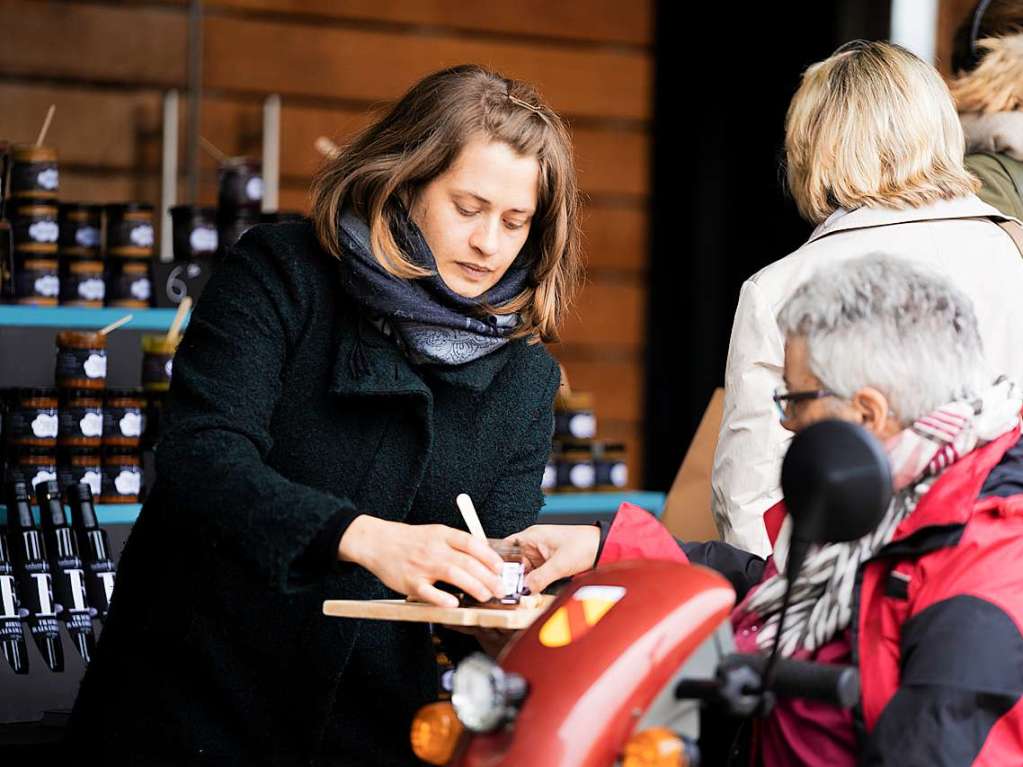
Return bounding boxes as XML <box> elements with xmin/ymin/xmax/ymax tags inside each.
<box><xmin>952</xmin><ymin>33</ymin><xmax>1023</xmax><ymax>162</ymax></box>
<box><xmin>951</xmin><ymin>33</ymin><xmax>1023</xmax><ymax>114</ymax></box>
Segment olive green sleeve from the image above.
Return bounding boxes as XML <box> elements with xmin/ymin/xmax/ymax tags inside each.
<box><xmin>965</xmin><ymin>153</ymin><xmax>1023</xmax><ymax>221</ymax></box>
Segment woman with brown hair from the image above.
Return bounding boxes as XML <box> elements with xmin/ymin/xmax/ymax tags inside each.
<box><xmin>67</xmin><ymin>65</ymin><xmax>582</xmax><ymax>765</ymax></box>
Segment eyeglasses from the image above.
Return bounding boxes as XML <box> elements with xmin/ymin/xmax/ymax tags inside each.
<box><xmin>773</xmin><ymin>386</ymin><xmax>835</xmax><ymax>418</ymax></box>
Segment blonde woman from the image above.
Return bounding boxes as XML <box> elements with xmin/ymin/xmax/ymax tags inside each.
<box><xmin>952</xmin><ymin>0</ymin><xmax>1023</xmax><ymax>219</ymax></box>
<box><xmin>68</xmin><ymin>66</ymin><xmax>582</xmax><ymax>765</ymax></box>
<box><xmin>711</xmin><ymin>41</ymin><xmax>1023</xmax><ymax>555</ymax></box>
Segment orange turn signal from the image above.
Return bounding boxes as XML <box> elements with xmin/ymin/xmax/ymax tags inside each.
<box><xmin>621</xmin><ymin>727</ymin><xmax>688</xmax><ymax>767</ymax></box>
<box><xmin>411</xmin><ymin>701</ymin><xmax>464</xmax><ymax>765</ymax></box>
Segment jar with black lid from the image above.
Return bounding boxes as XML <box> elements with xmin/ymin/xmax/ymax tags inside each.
<box><xmin>57</xmin><ymin>447</ymin><xmax>102</xmax><ymax>499</ymax></box>
<box><xmin>8</xmin><ymin>446</ymin><xmax>58</xmax><ymax>496</ymax></box>
<box><xmin>58</xmin><ymin>203</ymin><xmax>102</xmax><ymax>258</ymax></box>
<box><xmin>10</xmin><ymin>145</ymin><xmax>59</xmax><ymax>202</ymax></box>
<box><xmin>555</xmin><ymin>391</ymin><xmax>597</xmax><ymax>441</ymax></box>
<box><xmin>592</xmin><ymin>441</ymin><xmax>628</xmax><ymax>490</ymax></box>
<box><xmin>556</xmin><ymin>441</ymin><xmax>596</xmax><ymax>492</ymax></box>
<box><xmin>103</xmin><ymin>388</ymin><xmax>145</xmax><ymax>447</ymax></box>
<box><xmin>59</xmin><ymin>389</ymin><xmax>104</xmax><ymax>447</ymax></box>
<box><xmin>55</xmin><ymin>330</ymin><xmax>107</xmax><ymax>390</ymax></box>
<box><xmin>100</xmin><ymin>447</ymin><xmax>142</xmax><ymax>503</ymax></box>
<box><xmin>5</xmin><ymin>388</ymin><xmax>59</xmax><ymax>447</ymax></box>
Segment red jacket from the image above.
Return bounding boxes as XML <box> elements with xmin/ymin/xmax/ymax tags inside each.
<box><xmin>598</xmin><ymin>427</ymin><xmax>1023</xmax><ymax>765</ymax></box>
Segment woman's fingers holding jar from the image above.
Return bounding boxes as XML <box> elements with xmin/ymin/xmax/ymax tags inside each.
<box><xmin>429</xmin><ymin>551</ymin><xmax>503</xmax><ymax>604</ymax></box>
<box><xmin>444</xmin><ymin>528</ymin><xmax>506</xmax><ymax>574</ymax></box>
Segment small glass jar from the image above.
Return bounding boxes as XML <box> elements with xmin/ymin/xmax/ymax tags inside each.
<box><xmin>105</xmin><ymin>258</ymin><xmax>152</xmax><ymax>308</ymax></box>
<box><xmin>592</xmin><ymin>442</ymin><xmax>628</xmax><ymax>491</ymax></box>
<box><xmin>556</xmin><ymin>441</ymin><xmax>596</xmax><ymax>492</ymax></box>
<box><xmin>488</xmin><ymin>540</ymin><xmax>527</xmax><ymax>605</ymax></box>
<box><xmin>105</xmin><ymin>203</ymin><xmax>154</xmax><ymax>259</ymax></box>
<box><xmin>100</xmin><ymin>447</ymin><xmax>142</xmax><ymax>503</ymax></box>
<box><xmin>11</xmin><ymin>254</ymin><xmax>59</xmax><ymax>305</ymax></box>
<box><xmin>554</xmin><ymin>392</ymin><xmax>597</xmax><ymax>440</ymax></box>
<box><xmin>170</xmin><ymin>205</ymin><xmax>218</xmax><ymax>261</ymax></box>
<box><xmin>58</xmin><ymin>203</ymin><xmax>102</xmax><ymax>258</ymax></box>
<box><xmin>55</xmin><ymin>330</ymin><xmax>107</xmax><ymax>389</ymax></box>
<box><xmin>11</xmin><ymin>201</ymin><xmax>59</xmax><ymax>255</ymax></box>
<box><xmin>59</xmin><ymin>258</ymin><xmax>105</xmax><ymax>307</ymax></box>
<box><xmin>217</xmin><ymin>157</ymin><xmax>263</xmax><ymax>212</ymax></box>
<box><xmin>9</xmin><ymin>145</ymin><xmax>59</xmax><ymax>202</ymax></box>
<box><xmin>141</xmin><ymin>334</ymin><xmax>178</xmax><ymax>392</ymax></box>
<box><xmin>5</xmin><ymin>388</ymin><xmax>59</xmax><ymax>447</ymax></box>
<box><xmin>57</xmin><ymin>447</ymin><xmax>102</xmax><ymax>499</ymax></box>
<box><xmin>103</xmin><ymin>388</ymin><xmax>146</xmax><ymax>447</ymax></box>
<box><xmin>9</xmin><ymin>446</ymin><xmax>58</xmax><ymax>497</ymax></box>
<box><xmin>59</xmin><ymin>389</ymin><xmax>104</xmax><ymax>447</ymax></box>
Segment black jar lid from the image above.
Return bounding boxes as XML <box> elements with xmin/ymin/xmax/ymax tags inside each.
<box><xmin>104</xmin><ymin>387</ymin><xmax>145</xmax><ymax>400</ymax></box>
<box><xmin>60</xmin><ymin>388</ymin><xmax>105</xmax><ymax>402</ymax></box>
<box><xmin>105</xmin><ymin>202</ymin><xmax>154</xmax><ymax>215</ymax></box>
<box><xmin>58</xmin><ymin>202</ymin><xmax>103</xmax><ymax>216</ymax></box>
<box><xmin>10</xmin><ymin>387</ymin><xmax>59</xmax><ymax>401</ymax></box>
<box><xmin>58</xmin><ymin>446</ymin><xmax>102</xmax><ymax>458</ymax></box>
<box><xmin>170</xmin><ymin>204</ymin><xmax>217</xmax><ymax>218</ymax></box>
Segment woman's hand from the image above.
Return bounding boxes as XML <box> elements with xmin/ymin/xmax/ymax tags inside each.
<box><xmin>338</xmin><ymin>516</ymin><xmax>505</xmax><ymax>607</ymax></box>
<box><xmin>504</xmin><ymin>524</ymin><xmax>600</xmax><ymax>594</ymax></box>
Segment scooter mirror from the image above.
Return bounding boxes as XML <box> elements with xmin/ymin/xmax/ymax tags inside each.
<box><xmin>781</xmin><ymin>419</ymin><xmax>892</xmax><ymax>547</ymax></box>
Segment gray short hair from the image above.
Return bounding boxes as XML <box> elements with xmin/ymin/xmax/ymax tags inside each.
<box><xmin>777</xmin><ymin>255</ymin><xmax>989</xmax><ymax>423</ymax></box>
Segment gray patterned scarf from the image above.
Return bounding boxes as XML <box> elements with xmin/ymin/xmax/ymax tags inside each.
<box><xmin>737</xmin><ymin>377</ymin><xmax>1022</xmax><ymax>657</ymax></box>
<box><xmin>336</xmin><ymin>207</ymin><xmax>529</xmax><ymax>366</ymax></box>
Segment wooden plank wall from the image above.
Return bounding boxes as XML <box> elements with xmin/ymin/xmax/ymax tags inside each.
<box><xmin>0</xmin><ymin>0</ymin><xmax>653</xmax><ymax>484</ymax></box>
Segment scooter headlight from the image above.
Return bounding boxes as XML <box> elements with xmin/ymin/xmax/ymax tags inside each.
<box><xmin>450</xmin><ymin>653</ymin><xmax>527</xmax><ymax>733</ymax></box>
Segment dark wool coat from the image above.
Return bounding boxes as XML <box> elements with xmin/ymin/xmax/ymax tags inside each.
<box><xmin>66</xmin><ymin>222</ymin><xmax>560</xmax><ymax>766</ymax></box>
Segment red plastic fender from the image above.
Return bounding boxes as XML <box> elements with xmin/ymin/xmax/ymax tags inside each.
<box><xmin>453</xmin><ymin>560</ymin><xmax>735</xmax><ymax>767</ymax></box>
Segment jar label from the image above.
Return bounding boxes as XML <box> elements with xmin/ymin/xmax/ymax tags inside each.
<box><xmin>60</xmin><ymin>465</ymin><xmax>102</xmax><ymax>498</ymax></box>
<box><xmin>6</xmin><ymin>407</ymin><xmax>58</xmax><ymax>442</ymax></box>
<box><xmin>31</xmin><ymin>469</ymin><xmax>57</xmax><ymax>489</ymax></box>
<box><xmin>34</xmin><ymin>273</ymin><xmax>59</xmax><ymax>297</ymax></box>
<box><xmin>500</xmin><ymin>561</ymin><xmax>524</xmax><ymax>598</ymax></box>
<box><xmin>75</xmin><ymin>226</ymin><xmax>101</xmax><ymax>248</ymax></box>
<box><xmin>59</xmin><ymin>406</ymin><xmax>103</xmax><ymax>439</ymax></box>
<box><xmin>189</xmin><ymin>226</ymin><xmax>218</xmax><ymax>253</ymax></box>
<box><xmin>103</xmin><ymin>407</ymin><xmax>144</xmax><ymax>440</ymax></box>
<box><xmin>245</xmin><ymin>176</ymin><xmax>264</xmax><ymax>202</ymax></box>
<box><xmin>568</xmin><ymin>413</ymin><xmax>596</xmax><ymax>439</ymax></box>
<box><xmin>28</xmin><ymin>220</ymin><xmax>58</xmax><ymax>243</ymax></box>
<box><xmin>568</xmin><ymin>463</ymin><xmax>595</xmax><ymax>489</ymax></box>
<box><xmin>56</xmin><ymin>348</ymin><xmax>108</xmax><ymax>382</ymax></box>
<box><xmin>37</xmin><ymin>168</ymin><xmax>59</xmax><ymax>191</ymax></box>
<box><xmin>112</xmin><ymin>468</ymin><xmax>141</xmax><ymax>496</ymax></box>
<box><xmin>31</xmin><ymin>412</ymin><xmax>59</xmax><ymax>439</ymax></box>
<box><xmin>130</xmin><ymin>277</ymin><xmax>151</xmax><ymax>301</ymax></box>
<box><xmin>76</xmin><ymin>277</ymin><xmax>105</xmax><ymax>302</ymax></box>
<box><xmin>129</xmin><ymin>224</ymin><xmax>154</xmax><ymax>248</ymax></box>
<box><xmin>610</xmin><ymin>463</ymin><xmax>628</xmax><ymax>488</ymax></box>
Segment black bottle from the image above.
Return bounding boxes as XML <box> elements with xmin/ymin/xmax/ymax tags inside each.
<box><xmin>36</xmin><ymin>480</ymin><xmax>95</xmax><ymax>663</ymax></box>
<box><xmin>0</xmin><ymin>526</ymin><xmax>29</xmax><ymax>673</ymax></box>
<box><xmin>67</xmin><ymin>482</ymin><xmax>116</xmax><ymax>622</ymax></box>
<box><xmin>6</xmin><ymin>480</ymin><xmax>63</xmax><ymax>672</ymax></box>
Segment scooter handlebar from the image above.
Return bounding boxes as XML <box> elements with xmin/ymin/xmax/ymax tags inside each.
<box><xmin>722</xmin><ymin>653</ymin><xmax>861</xmax><ymax>709</ymax></box>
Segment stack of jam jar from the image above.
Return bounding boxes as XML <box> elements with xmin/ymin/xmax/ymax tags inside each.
<box><xmin>217</xmin><ymin>156</ymin><xmax>263</xmax><ymax>256</ymax></box>
<box><xmin>58</xmin><ymin>203</ymin><xmax>104</xmax><ymax>307</ymax></box>
<box><xmin>545</xmin><ymin>389</ymin><xmax>629</xmax><ymax>494</ymax></box>
<box><xmin>1</xmin><ymin>330</ymin><xmax>145</xmax><ymax>504</ymax></box>
<box><xmin>104</xmin><ymin>202</ymin><xmax>155</xmax><ymax>308</ymax></box>
<box><xmin>5</xmin><ymin>143</ymin><xmax>60</xmax><ymax>304</ymax></box>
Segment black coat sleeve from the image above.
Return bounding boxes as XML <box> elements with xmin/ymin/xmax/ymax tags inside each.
<box><xmin>478</xmin><ymin>354</ymin><xmax>561</xmax><ymax>539</ymax></box>
<box><xmin>862</xmin><ymin>595</ymin><xmax>1023</xmax><ymax>766</ymax></box>
<box><xmin>155</xmin><ymin>228</ymin><xmax>359</xmax><ymax>592</ymax></box>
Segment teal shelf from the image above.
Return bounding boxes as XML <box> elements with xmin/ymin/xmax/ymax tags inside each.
<box><xmin>0</xmin><ymin>503</ymin><xmax>142</xmax><ymax>526</ymax></box>
<box><xmin>0</xmin><ymin>305</ymin><xmax>189</xmax><ymax>331</ymax></box>
<box><xmin>540</xmin><ymin>491</ymin><xmax>665</xmax><ymax>517</ymax></box>
<box><xmin>1</xmin><ymin>493</ymin><xmax>664</xmax><ymax>528</ymax></box>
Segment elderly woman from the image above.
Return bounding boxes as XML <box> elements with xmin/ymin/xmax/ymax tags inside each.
<box><xmin>511</xmin><ymin>255</ymin><xmax>1023</xmax><ymax>766</ymax></box>
<box><xmin>709</xmin><ymin>40</ymin><xmax>1023</xmax><ymax>555</ymax></box>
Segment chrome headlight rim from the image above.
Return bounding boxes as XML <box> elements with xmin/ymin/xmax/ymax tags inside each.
<box><xmin>450</xmin><ymin>653</ymin><xmax>519</xmax><ymax>733</ymax></box>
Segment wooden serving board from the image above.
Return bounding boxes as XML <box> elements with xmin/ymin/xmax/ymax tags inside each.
<box><xmin>322</xmin><ymin>596</ymin><xmax>555</xmax><ymax>629</ymax></box>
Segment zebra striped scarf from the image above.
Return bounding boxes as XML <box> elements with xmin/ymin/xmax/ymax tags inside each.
<box><xmin>737</xmin><ymin>377</ymin><xmax>1022</xmax><ymax>657</ymax></box>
